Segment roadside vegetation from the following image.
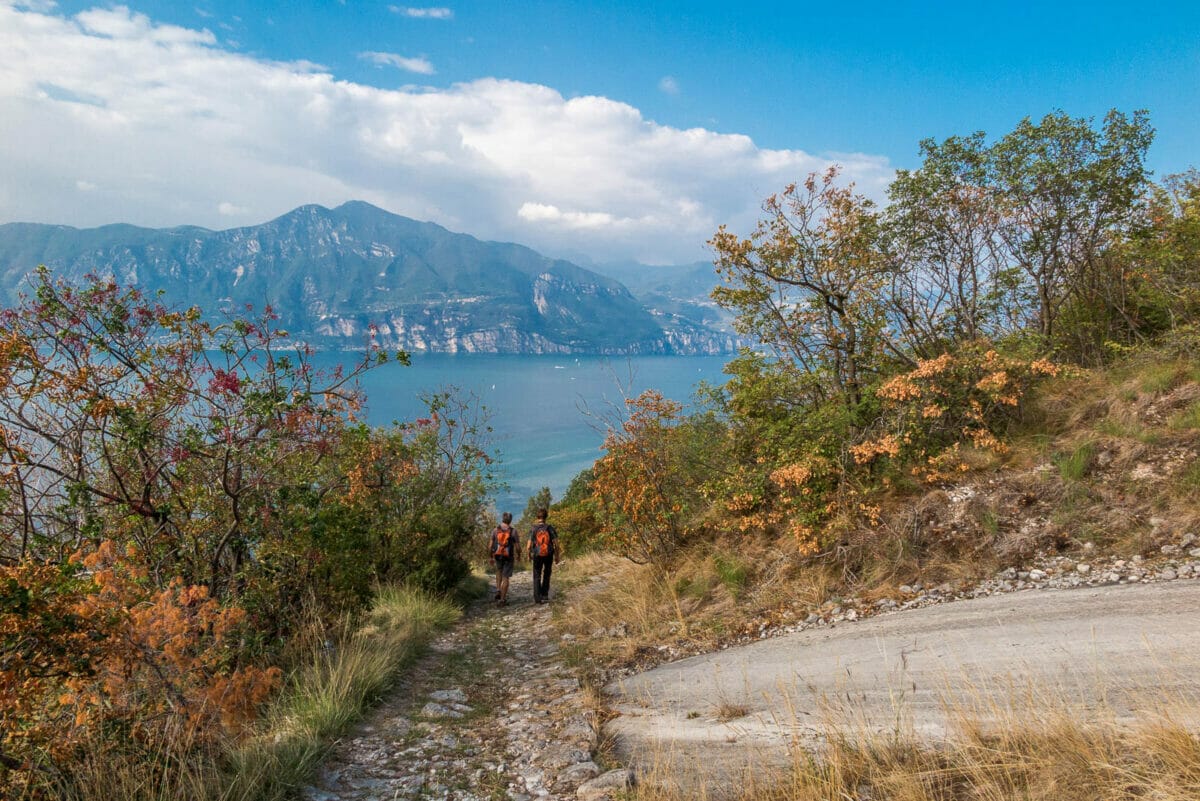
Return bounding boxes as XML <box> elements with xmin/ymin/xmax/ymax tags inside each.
<box><xmin>547</xmin><ymin>109</ymin><xmax>1200</xmax><ymax>796</ymax></box>
<box><xmin>625</xmin><ymin>692</ymin><xmax>1200</xmax><ymax>801</ymax></box>
<box><xmin>0</xmin><ymin>274</ymin><xmax>493</xmax><ymax>798</ymax></box>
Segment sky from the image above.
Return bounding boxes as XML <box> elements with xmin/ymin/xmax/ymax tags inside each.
<box><xmin>1</xmin><ymin>0</ymin><xmax>1197</xmax><ymax>265</ymax></box>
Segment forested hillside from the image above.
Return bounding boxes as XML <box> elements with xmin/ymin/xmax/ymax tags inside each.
<box><xmin>559</xmin><ymin>108</ymin><xmax>1198</xmax><ymax>594</ymax></box>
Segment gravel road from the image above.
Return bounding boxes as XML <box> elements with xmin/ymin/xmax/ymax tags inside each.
<box><xmin>606</xmin><ymin>580</ymin><xmax>1200</xmax><ymax>795</ymax></box>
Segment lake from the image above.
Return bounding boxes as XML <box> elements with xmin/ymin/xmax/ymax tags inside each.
<box><xmin>311</xmin><ymin>352</ymin><xmax>731</xmax><ymax>512</ymax></box>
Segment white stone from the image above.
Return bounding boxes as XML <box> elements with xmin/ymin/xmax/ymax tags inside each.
<box><xmin>420</xmin><ymin>702</ymin><xmax>463</xmax><ymax>719</ymax></box>
<box><xmin>559</xmin><ymin>761</ymin><xmax>602</xmax><ymax>783</ymax></box>
<box><xmin>577</xmin><ymin>769</ymin><xmax>637</xmax><ymax>800</ymax></box>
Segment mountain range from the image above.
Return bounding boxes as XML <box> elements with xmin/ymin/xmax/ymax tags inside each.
<box><xmin>0</xmin><ymin>202</ymin><xmax>736</xmax><ymax>355</ymax></box>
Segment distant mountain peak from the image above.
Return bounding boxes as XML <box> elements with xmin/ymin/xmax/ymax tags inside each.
<box><xmin>0</xmin><ymin>204</ymin><xmax>738</xmax><ymax>356</ymax></box>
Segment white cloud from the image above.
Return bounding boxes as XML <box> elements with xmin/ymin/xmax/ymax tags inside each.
<box><xmin>517</xmin><ymin>202</ymin><xmax>625</xmax><ymax>230</ymax></box>
<box><xmin>389</xmin><ymin>5</ymin><xmax>453</xmax><ymax>19</ymax></box>
<box><xmin>9</xmin><ymin>0</ymin><xmax>57</xmax><ymax>11</ymax></box>
<box><xmin>75</xmin><ymin>180</ymin><xmax>97</xmax><ymax>191</ymax></box>
<box><xmin>658</xmin><ymin>76</ymin><xmax>680</xmax><ymax>95</ymax></box>
<box><xmin>359</xmin><ymin>50</ymin><xmax>435</xmax><ymax>75</ymax></box>
<box><xmin>0</xmin><ymin>3</ymin><xmax>894</xmax><ymax>264</ymax></box>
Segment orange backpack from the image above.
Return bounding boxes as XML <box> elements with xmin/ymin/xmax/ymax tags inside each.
<box><xmin>533</xmin><ymin>525</ymin><xmax>551</xmax><ymax>558</ymax></box>
<box><xmin>493</xmin><ymin>526</ymin><xmax>512</xmax><ymax>558</ymax></box>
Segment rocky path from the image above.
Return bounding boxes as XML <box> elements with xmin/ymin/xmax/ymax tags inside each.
<box><xmin>302</xmin><ymin>570</ymin><xmax>631</xmax><ymax>801</ymax></box>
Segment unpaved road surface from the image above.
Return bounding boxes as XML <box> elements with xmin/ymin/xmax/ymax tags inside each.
<box><xmin>606</xmin><ymin>581</ymin><xmax>1200</xmax><ymax>795</ymax></box>
<box><xmin>303</xmin><ymin>570</ymin><xmax>618</xmax><ymax>801</ymax></box>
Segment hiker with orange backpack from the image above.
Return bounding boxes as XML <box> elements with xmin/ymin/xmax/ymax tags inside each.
<box><xmin>490</xmin><ymin>512</ymin><xmax>521</xmax><ymax>606</ymax></box>
<box><xmin>527</xmin><ymin>508</ymin><xmax>561</xmax><ymax>604</ymax></box>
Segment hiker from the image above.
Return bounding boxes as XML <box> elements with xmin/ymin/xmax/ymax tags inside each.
<box><xmin>490</xmin><ymin>512</ymin><xmax>520</xmax><ymax>606</ymax></box>
<box><xmin>527</xmin><ymin>508</ymin><xmax>561</xmax><ymax>604</ymax></box>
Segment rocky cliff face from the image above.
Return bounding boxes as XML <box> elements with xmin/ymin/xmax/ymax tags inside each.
<box><xmin>0</xmin><ymin>203</ymin><xmax>737</xmax><ymax>355</ymax></box>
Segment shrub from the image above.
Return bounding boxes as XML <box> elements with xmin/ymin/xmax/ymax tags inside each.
<box><xmin>853</xmin><ymin>344</ymin><xmax>1062</xmax><ymax>482</ymax></box>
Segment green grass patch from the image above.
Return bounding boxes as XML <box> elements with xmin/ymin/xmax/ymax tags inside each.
<box><xmin>1169</xmin><ymin>401</ymin><xmax>1200</xmax><ymax>431</ymax></box>
<box><xmin>978</xmin><ymin>507</ymin><xmax>1000</xmax><ymax>537</ymax></box>
<box><xmin>673</xmin><ymin>572</ymin><xmax>714</xmax><ymax>601</ymax></box>
<box><xmin>1096</xmin><ymin>417</ymin><xmax>1138</xmax><ymax>438</ymax></box>
<box><xmin>1138</xmin><ymin>362</ymin><xmax>1183</xmax><ymax>394</ymax></box>
<box><xmin>1174</xmin><ymin>460</ymin><xmax>1200</xmax><ymax>496</ymax></box>
<box><xmin>713</xmin><ymin>555</ymin><xmax>749</xmax><ymax>600</ymax></box>
<box><xmin>1054</xmin><ymin>441</ymin><xmax>1096</xmax><ymax>482</ymax></box>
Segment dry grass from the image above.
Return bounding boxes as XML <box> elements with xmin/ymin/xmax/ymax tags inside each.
<box><xmin>556</xmin><ymin>548</ymin><xmax>818</xmax><ymax>666</ymax></box>
<box><xmin>627</xmin><ymin>682</ymin><xmax>1200</xmax><ymax>801</ymax></box>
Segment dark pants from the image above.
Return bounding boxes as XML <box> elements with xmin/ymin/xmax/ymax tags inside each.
<box><xmin>532</xmin><ymin>555</ymin><xmax>553</xmax><ymax>601</ymax></box>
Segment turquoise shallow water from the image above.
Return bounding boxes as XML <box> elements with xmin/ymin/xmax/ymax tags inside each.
<box><xmin>309</xmin><ymin>352</ymin><xmax>731</xmax><ymax>511</ymax></box>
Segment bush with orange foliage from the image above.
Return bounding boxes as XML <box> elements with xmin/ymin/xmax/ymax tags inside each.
<box><xmin>854</xmin><ymin>344</ymin><xmax>1061</xmax><ymax>481</ymax></box>
<box><xmin>1</xmin><ymin>541</ymin><xmax>280</xmax><ymax>789</ymax></box>
<box><xmin>591</xmin><ymin>391</ymin><xmax>720</xmax><ymax>567</ymax></box>
<box><xmin>0</xmin><ymin>272</ymin><xmax>490</xmax><ymax>794</ymax></box>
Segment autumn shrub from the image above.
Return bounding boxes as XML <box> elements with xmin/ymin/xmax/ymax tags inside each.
<box><xmin>590</xmin><ymin>391</ymin><xmax>723</xmax><ymax>567</ymax></box>
<box><xmin>1</xmin><ymin>542</ymin><xmax>281</xmax><ymax>797</ymax></box>
<box><xmin>851</xmin><ymin>344</ymin><xmax>1062</xmax><ymax>482</ymax></box>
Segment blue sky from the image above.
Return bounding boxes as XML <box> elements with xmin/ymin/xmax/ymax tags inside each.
<box><xmin>2</xmin><ymin>0</ymin><xmax>1197</xmax><ymax>263</ymax></box>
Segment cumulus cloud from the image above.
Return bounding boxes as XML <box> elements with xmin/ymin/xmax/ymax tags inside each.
<box><xmin>0</xmin><ymin>3</ymin><xmax>893</xmax><ymax>263</ymax></box>
<box><xmin>658</xmin><ymin>76</ymin><xmax>680</xmax><ymax>95</ymax></box>
<box><xmin>389</xmin><ymin>5</ymin><xmax>452</xmax><ymax>19</ymax></box>
<box><xmin>359</xmin><ymin>50</ymin><xmax>436</xmax><ymax>75</ymax></box>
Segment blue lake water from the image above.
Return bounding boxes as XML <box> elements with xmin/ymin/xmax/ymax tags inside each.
<box><xmin>311</xmin><ymin>353</ymin><xmax>731</xmax><ymax>512</ymax></box>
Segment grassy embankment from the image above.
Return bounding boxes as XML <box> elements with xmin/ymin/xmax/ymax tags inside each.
<box><xmin>551</xmin><ymin>349</ymin><xmax>1200</xmax><ymax>800</ymax></box>
<box><xmin>51</xmin><ymin>582</ymin><xmax>472</xmax><ymax>801</ymax></box>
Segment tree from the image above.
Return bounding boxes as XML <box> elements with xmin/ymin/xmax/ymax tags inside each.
<box><xmin>883</xmin><ymin>110</ymin><xmax>1154</xmax><ymax>361</ymax></box>
<box><xmin>989</xmin><ymin>109</ymin><xmax>1154</xmax><ymax>346</ymax></box>
<box><xmin>710</xmin><ymin>167</ymin><xmax>891</xmax><ymax>412</ymax></box>
<box><xmin>590</xmin><ymin>391</ymin><xmax>714</xmax><ymax>566</ymax></box>
<box><xmin>1123</xmin><ymin>169</ymin><xmax>1200</xmax><ymax>334</ymax></box>
<box><xmin>885</xmin><ymin>133</ymin><xmax>1022</xmax><ymax>357</ymax></box>
<box><xmin>517</xmin><ymin>487</ymin><xmax>552</xmax><ymax>532</ymax></box>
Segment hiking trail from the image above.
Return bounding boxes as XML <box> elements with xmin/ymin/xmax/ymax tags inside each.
<box><xmin>301</xmin><ymin>569</ymin><xmax>630</xmax><ymax>801</ymax></box>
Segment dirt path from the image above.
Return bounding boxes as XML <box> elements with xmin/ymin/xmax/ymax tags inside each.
<box><xmin>605</xmin><ymin>580</ymin><xmax>1200</xmax><ymax>796</ymax></box>
<box><xmin>302</xmin><ymin>570</ymin><xmax>626</xmax><ymax>801</ymax></box>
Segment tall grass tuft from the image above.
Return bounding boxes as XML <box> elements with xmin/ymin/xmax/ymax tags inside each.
<box><xmin>1054</xmin><ymin>440</ymin><xmax>1096</xmax><ymax>481</ymax></box>
<box><xmin>713</xmin><ymin>555</ymin><xmax>749</xmax><ymax>601</ymax></box>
